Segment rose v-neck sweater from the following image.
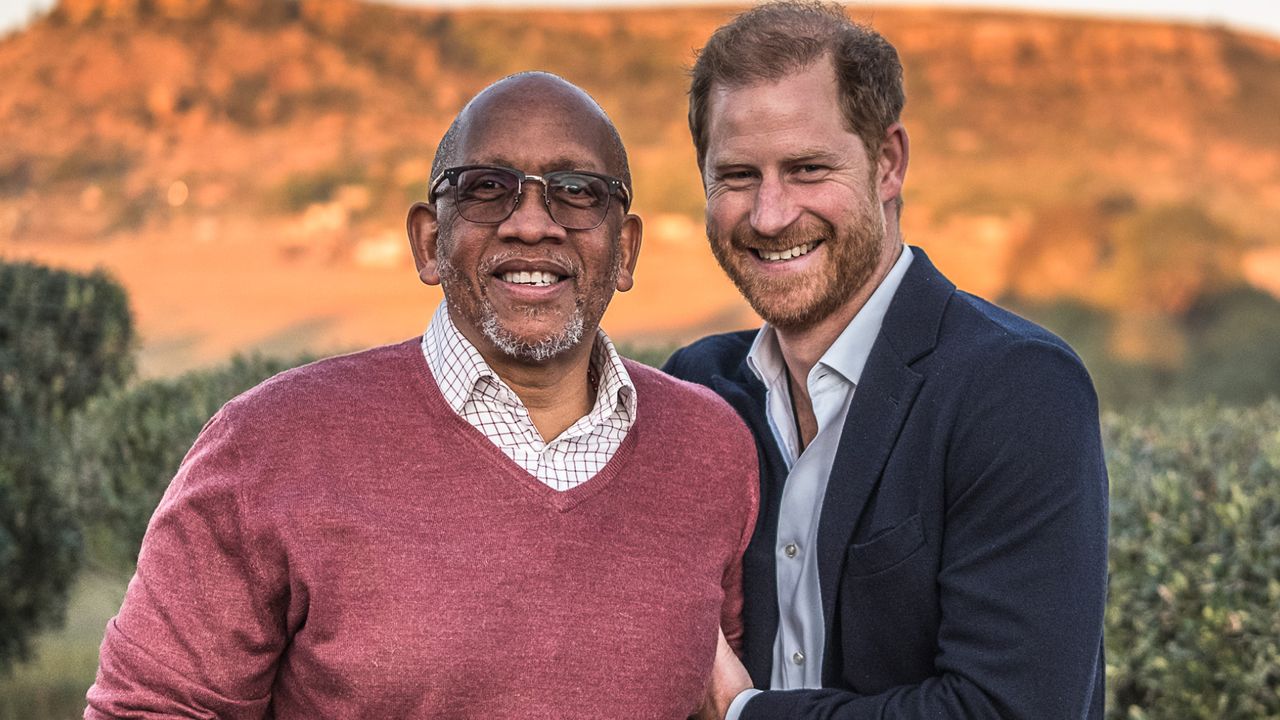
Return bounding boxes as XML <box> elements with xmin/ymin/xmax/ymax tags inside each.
<box><xmin>87</xmin><ymin>339</ymin><xmax>759</xmax><ymax>719</ymax></box>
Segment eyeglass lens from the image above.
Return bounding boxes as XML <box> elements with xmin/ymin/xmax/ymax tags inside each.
<box><xmin>452</xmin><ymin>167</ymin><xmax>613</xmax><ymax>229</ymax></box>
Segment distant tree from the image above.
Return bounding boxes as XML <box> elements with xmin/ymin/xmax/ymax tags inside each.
<box><xmin>0</xmin><ymin>260</ymin><xmax>134</xmax><ymax>673</ymax></box>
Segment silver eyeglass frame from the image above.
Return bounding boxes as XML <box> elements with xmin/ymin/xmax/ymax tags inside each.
<box><xmin>427</xmin><ymin>164</ymin><xmax>632</xmax><ymax>230</ymax></box>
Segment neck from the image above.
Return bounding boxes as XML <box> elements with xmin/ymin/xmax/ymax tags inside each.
<box><xmin>476</xmin><ymin>335</ymin><xmax>599</xmax><ymax>443</ymax></box>
<box><xmin>776</xmin><ymin>242</ymin><xmax>902</xmax><ymax>388</ymax></box>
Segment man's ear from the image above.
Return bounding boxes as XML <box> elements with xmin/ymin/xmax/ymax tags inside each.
<box><xmin>876</xmin><ymin>122</ymin><xmax>909</xmax><ymax>207</ymax></box>
<box><xmin>614</xmin><ymin>213</ymin><xmax>643</xmax><ymax>293</ymax></box>
<box><xmin>407</xmin><ymin>201</ymin><xmax>442</xmax><ymax>286</ymax></box>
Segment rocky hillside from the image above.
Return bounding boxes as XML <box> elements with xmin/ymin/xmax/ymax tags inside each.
<box><xmin>2</xmin><ymin>0</ymin><xmax>1278</xmax><ymax>376</ymax></box>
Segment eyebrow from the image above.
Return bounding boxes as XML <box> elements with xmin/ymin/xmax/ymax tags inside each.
<box><xmin>782</xmin><ymin>148</ymin><xmax>843</xmax><ymax>164</ymax></box>
<box><xmin>478</xmin><ymin>156</ymin><xmax>603</xmax><ymax>174</ymax></box>
<box><xmin>711</xmin><ymin>148</ymin><xmax>844</xmax><ymax>170</ymax></box>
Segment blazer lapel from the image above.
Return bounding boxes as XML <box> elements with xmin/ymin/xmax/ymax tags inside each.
<box><xmin>814</xmin><ymin>248</ymin><xmax>954</xmax><ymax>678</ymax></box>
<box><xmin>815</xmin><ymin>353</ymin><xmax>922</xmax><ymax>638</ymax></box>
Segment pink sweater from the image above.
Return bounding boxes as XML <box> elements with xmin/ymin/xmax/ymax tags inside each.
<box><xmin>86</xmin><ymin>340</ymin><xmax>758</xmax><ymax>719</ymax></box>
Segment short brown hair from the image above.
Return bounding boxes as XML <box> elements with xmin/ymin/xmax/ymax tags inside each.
<box><xmin>688</xmin><ymin>1</ymin><xmax>905</xmax><ymax>169</ymax></box>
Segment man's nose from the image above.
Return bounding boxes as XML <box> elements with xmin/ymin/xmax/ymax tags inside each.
<box><xmin>498</xmin><ymin>181</ymin><xmax>566</xmax><ymax>244</ymax></box>
<box><xmin>749</xmin><ymin>174</ymin><xmax>802</xmax><ymax>238</ymax></box>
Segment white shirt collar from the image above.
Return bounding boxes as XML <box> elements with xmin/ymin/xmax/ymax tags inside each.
<box><xmin>748</xmin><ymin>244</ymin><xmax>915</xmax><ymax>391</ymax></box>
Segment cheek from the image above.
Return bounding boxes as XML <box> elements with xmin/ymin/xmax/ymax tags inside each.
<box><xmin>705</xmin><ymin>197</ymin><xmax>746</xmax><ymax>239</ymax></box>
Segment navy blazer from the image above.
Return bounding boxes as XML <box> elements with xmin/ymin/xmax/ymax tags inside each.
<box><xmin>664</xmin><ymin>250</ymin><xmax>1108</xmax><ymax>719</ymax></box>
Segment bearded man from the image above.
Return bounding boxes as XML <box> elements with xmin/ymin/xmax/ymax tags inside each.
<box><xmin>87</xmin><ymin>72</ymin><xmax>757</xmax><ymax>719</ymax></box>
<box><xmin>665</xmin><ymin>4</ymin><xmax>1109</xmax><ymax>719</ymax></box>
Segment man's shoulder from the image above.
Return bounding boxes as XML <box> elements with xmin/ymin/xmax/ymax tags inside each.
<box><xmin>924</xmin><ymin>291</ymin><xmax>1097</xmax><ymax>413</ymax></box>
<box><xmin>224</xmin><ymin>338</ymin><xmax>423</xmax><ymax>423</ymax></box>
<box><xmin>626</xmin><ymin>357</ymin><xmax>738</xmax><ymax>414</ymax></box>
<box><xmin>625</xmin><ymin>358</ymin><xmax>754</xmax><ymax>439</ymax></box>
<box><xmin>939</xmin><ymin>290</ymin><xmax>1082</xmax><ymax>364</ymax></box>
<box><xmin>660</xmin><ymin>329</ymin><xmax>759</xmax><ymax>386</ymax></box>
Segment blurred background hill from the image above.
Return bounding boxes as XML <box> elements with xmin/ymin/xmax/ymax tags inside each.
<box><xmin>1</xmin><ymin>0</ymin><xmax>1277</xmax><ymax>405</ymax></box>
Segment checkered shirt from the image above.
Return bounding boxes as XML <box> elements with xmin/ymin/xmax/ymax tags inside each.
<box><xmin>421</xmin><ymin>302</ymin><xmax>637</xmax><ymax>491</ymax></box>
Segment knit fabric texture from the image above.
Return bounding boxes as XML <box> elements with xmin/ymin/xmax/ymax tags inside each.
<box><xmin>86</xmin><ymin>339</ymin><xmax>759</xmax><ymax>719</ymax></box>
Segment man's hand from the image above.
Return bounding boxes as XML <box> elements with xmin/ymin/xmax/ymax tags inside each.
<box><xmin>695</xmin><ymin>626</ymin><xmax>754</xmax><ymax>720</ymax></box>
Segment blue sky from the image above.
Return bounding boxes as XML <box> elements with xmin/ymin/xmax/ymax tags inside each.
<box><xmin>3</xmin><ymin>0</ymin><xmax>1278</xmax><ymax>39</ymax></box>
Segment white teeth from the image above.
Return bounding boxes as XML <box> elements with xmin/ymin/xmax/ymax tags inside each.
<box><xmin>500</xmin><ymin>270</ymin><xmax>560</xmax><ymax>286</ymax></box>
<box><xmin>758</xmin><ymin>242</ymin><xmax>815</xmax><ymax>262</ymax></box>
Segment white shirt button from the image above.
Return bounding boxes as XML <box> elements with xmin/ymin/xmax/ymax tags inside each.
<box><xmin>784</xmin><ymin>543</ymin><xmax>799</xmax><ymax>558</ymax></box>
<box><xmin>792</xmin><ymin>650</ymin><xmax>805</xmax><ymax>665</ymax></box>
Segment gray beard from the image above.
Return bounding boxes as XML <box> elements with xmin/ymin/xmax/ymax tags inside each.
<box><xmin>439</xmin><ymin>252</ymin><xmax>587</xmax><ymax>363</ymax></box>
<box><xmin>480</xmin><ymin>306</ymin><xmax>585</xmax><ymax>363</ymax></box>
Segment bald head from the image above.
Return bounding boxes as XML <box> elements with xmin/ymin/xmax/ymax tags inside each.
<box><xmin>430</xmin><ymin>72</ymin><xmax>631</xmax><ymax>193</ymax></box>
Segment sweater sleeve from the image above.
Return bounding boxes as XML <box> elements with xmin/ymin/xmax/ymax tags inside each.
<box><xmin>719</xmin><ymin>423</ymin><xmax>760</xmax><ymax>657</ymax></box>
<box><xmin>86</xmin><ymin>405</ymin><xmax>292</xmax><ymax>719</ymax></box>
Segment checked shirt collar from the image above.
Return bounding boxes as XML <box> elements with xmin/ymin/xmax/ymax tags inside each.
<box><xmin>421</xmin><ymin>302</ymin><xmax>636</xmax><ymax>490</ymax></box>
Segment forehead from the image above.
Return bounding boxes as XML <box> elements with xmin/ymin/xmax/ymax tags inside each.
<box><xmin>704</xmin><ymin>60</ymin><xmax>859</xmax><ymax>162</ymax></box>
<box><xmin>455</xmin><ymin>93</ymin><xmax>614</xmax><ymax>174</ymax></box>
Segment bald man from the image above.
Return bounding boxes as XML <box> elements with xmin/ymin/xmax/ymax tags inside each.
<box><xmin>86</xmin><ymin>73</ymin><xmax>758</xmax><ymax>720</ymax></box>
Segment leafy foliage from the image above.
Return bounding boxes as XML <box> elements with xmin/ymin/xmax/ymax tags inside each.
<box><xmin>70</xmin><ymin>354</ymin><xmax>310</xmax><ymax>570</ymax></box>
<box><xmin>0</xmin><ymin>260</ymin><xmax>134</xmax><ymax>673</ymax></box>
<box><xmin>1104</xmin><ymin>400</ymin><xmax>1280</xmax><ymax>718</ymax></box>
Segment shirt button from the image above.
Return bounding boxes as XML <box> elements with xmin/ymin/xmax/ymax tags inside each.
<box><xmin>792</xmin><ymin>650</ymin><xmax>805</xmax><ymax>665</ymax></box>
<box><xmin>784</xmin><ymin>543</ymin><xmax>799</xmax><ymax>558</ymax></box>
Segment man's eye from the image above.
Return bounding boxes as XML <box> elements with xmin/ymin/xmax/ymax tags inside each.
<box><xmin>461</xmin><ymin>178</ymin><xmax>509</xmax><ymax>200</ymax></box>
<box><xmin>718</xmin><ymin>170</ymin><xmax>757</xmax><ymax>186</ymax></box>
<box><xmin>795</xmin><ymin>165</ymin><xmax>828</xmax><ymax>177</ymax></box>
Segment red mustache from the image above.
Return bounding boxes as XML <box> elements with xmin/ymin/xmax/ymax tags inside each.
<box><xmin>729</xmin><ymin>218</ymin><xmax>835</xmax><ymax>252</ymax></box>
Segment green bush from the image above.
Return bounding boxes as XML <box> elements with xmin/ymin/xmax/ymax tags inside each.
<box><xmin>0</xmin><ymin>260</ymin><xmax>134</xmax><ymax>673</ymax></box>
<box><xmin>1104</xmin><ymin>400</ymin><xmax>1280</xmax><ymax>719</ymax></box>
<box><xmin>70</xmin><ymin>354</ymin><xmax>310</xmax><ymax>570</ymax></box>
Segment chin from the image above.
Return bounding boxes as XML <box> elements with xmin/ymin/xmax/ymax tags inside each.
<box><xmin>481</xmin><ymin>312</ymin><xmax>586</xmax><ymax>363</ymax></box>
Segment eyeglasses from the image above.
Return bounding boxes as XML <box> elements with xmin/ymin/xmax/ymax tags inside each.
<box><xmin>428</xmin><ymin>164</ymin><xmax>632</xmax><ymax>231</ymax></box>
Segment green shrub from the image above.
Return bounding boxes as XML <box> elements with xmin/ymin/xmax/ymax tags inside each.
<box><xmin>70</xmin><ymin>354</ymin><xmax>310</xmax><ymax>570</ymax></box>
<box><xmin>1104</xmin><ymin>400</ymin><xmax>1280</xmax><ymax>719</ymax></box>
<box><xmin>0</xmin><ymin>260</ymin><xmax>134</xmax><ymax>673</ymax></box>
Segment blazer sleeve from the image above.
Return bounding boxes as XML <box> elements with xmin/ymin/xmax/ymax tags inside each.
<box><xmin>86</xmin><ymin>405</ymin><xmax>291</xmax><ymax>719</ymax></box>
<box><xmin>660</xmin><ymin>346</ymin><xmax>689</xmax><ymax>380</ymax></box>
<box><xmin>741</xmin><ymin>339</ymin><xmax>1109</xmax><ymax>719</ymax></box>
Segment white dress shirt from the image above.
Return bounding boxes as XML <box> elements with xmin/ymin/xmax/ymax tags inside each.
<box><xmin>728</xmin><ymin>246</ymin><xmax>914</xmax><ymax>718</ymax></box>
<box><xmin>421</xmin><ymin>302</ymin><xmax>636</xmax><ymax>491</ymax></box>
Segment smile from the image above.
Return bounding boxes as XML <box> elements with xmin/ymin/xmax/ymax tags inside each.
<box><xmin>499</xmin><ymin>270</ymin><xmax>564</xmax><ymax>286</ymax></box>
<box><xmin>754</xmin><ymin>241</ymin><xmax>822</xmax><ymax>262</ymax></box>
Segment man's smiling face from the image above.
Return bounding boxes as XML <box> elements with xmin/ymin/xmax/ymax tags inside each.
<box><xmin>702</xmin><ymin>57</ymin><xmax>889</xmax><ymax>332</ymax></box>
<box><xmin>411</xmin><ymin>76</ymin><xmax>640</xmax><ymax>365</ymax></box>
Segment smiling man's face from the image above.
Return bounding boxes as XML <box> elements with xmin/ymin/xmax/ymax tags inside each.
<box><xmin>410</xmin><ymin>76</ymin><xmax>640</xmax><ymax>365</ymax></box>
<box><xmin>702</xmin><ymin>57</ymin><xmax>891</xmax><ymax>332</ymax></box>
